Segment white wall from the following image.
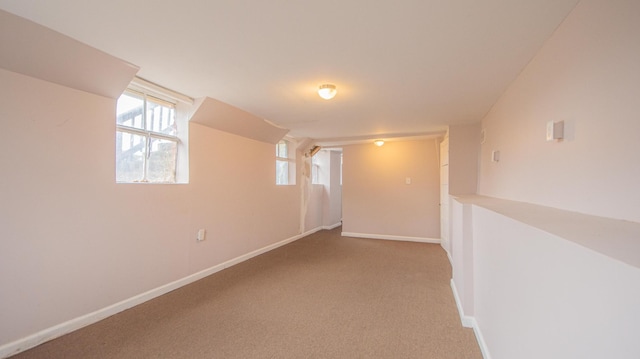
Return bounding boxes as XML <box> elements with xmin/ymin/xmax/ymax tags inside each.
<box><xmin>304</xmin><ymin>150</ymin><xmax>324</xmax><ymax>232</ymax></box>
<box><xmin>478</xmin><ymin>0</ymin><xmax>640</xmax><ymax>223</ymax></box>
<box><xmin>321</xmin><ymin>150</ymin><xmax>342</xmax><ymax>228</ymax></box>
<box><xmin>342</xmin><ymin>140</ymin><xmax>440</xmax><ymax>239</ymax></box>
<box><xmin>450</xmin><ymin>199</ymin><xmax>474</xmax><ymax>319</ymax></box>
<box><xmin>472</xmin><ymin>205</ymin><xmax>640</xmax><ymax>359</ymax></box>
<box><xmin>300</xmin><ymin>149</ymin><xmax>342</xmax><ymax>232</ymax></box>
<box><xmin>0</xmin><ymin>68</ymin><xmax>301</xmax><ymax>348</ymax></box>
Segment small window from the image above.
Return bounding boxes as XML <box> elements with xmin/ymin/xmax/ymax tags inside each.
<box><xmin>116</xmin><ymin>89</ymin><xmax>179</xmax><ymax>183</ymax></box>
<box><xmin>276</xmin><ymin>139</ymin><xmax>296</xmax><ymax>185</ymax></box>
<box><xmin>311</xmin><ymin>154</ymin><xmax>320</xmax><ymax>184</ymax></box>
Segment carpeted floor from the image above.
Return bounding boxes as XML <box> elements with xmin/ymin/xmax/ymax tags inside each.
<box><xmin>11</xmin><ymin>227</ymin><xmax>482</xmax><ymax>358</ymax></box>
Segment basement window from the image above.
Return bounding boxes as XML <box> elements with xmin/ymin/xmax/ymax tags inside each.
<box><xmin>311</xmin><ymin>154</ymin><xmax>320</xmax><ymax>184</ymax></box>
<box><xmin>276</xmin><ymin>139</ymin><xmax>296</xmax><ymax>185</ymax></box>
<box><xmin>116</xmin><ymin>88</ymin><xmax>179</xmax><ymax>183</ymax></box>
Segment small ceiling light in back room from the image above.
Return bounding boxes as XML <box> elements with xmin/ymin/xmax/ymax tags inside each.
<box><xmin>318</xmin><ymin>84</ymin><xmax>337</xmax><ymax>100</ymax></box>
<box><xmin>374</xmin><ymin>140</ymin><xmax>385</xmax><ymax>147</ymax></box>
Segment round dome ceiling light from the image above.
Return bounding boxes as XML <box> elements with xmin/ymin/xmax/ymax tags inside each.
<box><xmin>318</xmin><ymin>84</ymin><xmax>337</xmax><ymax>100</ymax></box>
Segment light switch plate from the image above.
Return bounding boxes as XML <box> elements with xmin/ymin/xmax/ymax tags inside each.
<box><xmin>546</xmin><ymin>121</ymin><xmax>564</xmax><ymax>141</ymax></box>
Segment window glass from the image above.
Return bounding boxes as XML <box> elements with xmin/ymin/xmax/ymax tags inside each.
<box><xmin>146</xmin><ymin>97</ymin><xmax>176</xmax><ymax>135</ymax></box>
<box><xmin>116</xmin><ymin>89</ymin><xmax>179</xmax><ymax>183</ymax></box>
<box><xmin>276</xmin><ymin>141</ymin><xmax>287</xmax><ymax>158</ymax></box>
<box><xmin>276</xmin><ymin>139</ymin><xmax>295</xmax><ymax>185</ymax></box>
<box><xmin>115</xmin><ymin>131</ymin><xmax>145</xmax><ymax>183</ymax></box>
<box><xmin>116</xmin><ymin>92</ymin><xmax>144</xmax><ymax>128</ymax></box>
<box><xmin>311</xmin><ymin>154</ymin><xmax>320</xmax><ymax>184</ymax></box>
<box><xmin>147</xmin><ymin>138</ymin><xmax>177</xmax><ymax>182</ymax></box>
<box><xmin>276</xmin><ymin>160</ymin><xmax>289</xmax><ymax>185</ymax></box>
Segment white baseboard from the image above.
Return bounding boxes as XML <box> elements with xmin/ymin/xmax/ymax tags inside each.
<box><xmin>439</xmin><ymin>238</ymin><xmax>452</xmax><ymax>265</ymax></box>
<box><xmin>440</xmin><ymin>238</ymin><xmax>448</xmax><ymax>251</ymax></box>
<box><xmin>450</xmin><ymin>279</ymin><xmax>491</xmax><ymax>359</ymax></box>
<box><xmin>0</xmin><ymin>229</ymin><xmax>316</xmax><ymax>359</ymax></box>
<box><xmin>471</xmin><ymin>318</ymin><xmax>492</xmax><ymax>359</ymax></box>
<box><xmin>341</xmin><ymin>231</ymin><xmax>441</xmax><ymax>244</ymax></box>
<box><xmin>450</xmin><ymin>279</ymin><xmax>474</xmax><ymax>328</ymax></box>
<box><xmin>322</xmin><ymin>222</ymin><xmax>342</xmax><ymax>230</ymax></box>
<box><xmin>224</xmin><ymin>229</ymin><xmax>314</xmax><ymax>268</ymax></box>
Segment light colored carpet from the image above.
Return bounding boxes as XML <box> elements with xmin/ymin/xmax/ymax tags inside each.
<box><xmin>12</xmin><ymin>227</ymin><xmax>482</xmax><ymax>358</ymax></box>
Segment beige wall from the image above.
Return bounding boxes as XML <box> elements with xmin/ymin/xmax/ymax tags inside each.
<box><xmin>342</xmin><ymin>140</ymin><xmax>440</xmax><ymax>239</ymax></box>
<box><xmin>448</xmin><ymin>123</ymin><xmax>480</xmax><ymax>196</ymax></box>
<box><xmin>187</xmin><ymin>123</ymin><xmax>300</xmax><ymax>270</ymax></box>
<box><xmin>0</xmin><ymin>68</ymin><xmax>301</xmax><ymax>346</ymax></box>
<box><xmin>477</xmin><ymin>0</ymin><xmax>640</xmax><ymax>223</ymax></box>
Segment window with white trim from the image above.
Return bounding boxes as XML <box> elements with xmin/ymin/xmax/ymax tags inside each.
<box><xmin>116</xmin><ymin>89</ymin><xmax>179</xmax><ymax>183</ymax></box>
<box><xmin>276</xmin><ymin>139</ymin><xmax>296</xmax><ymax>185</ymax></box>
<box><xmin>311</xmin><ymin>154</ymin><xmax>320</xmax><ymax>184</ymax></box>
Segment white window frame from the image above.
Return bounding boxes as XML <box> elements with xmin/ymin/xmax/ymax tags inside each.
<box><xmin>276</xmin><ymin>139</ymin><xmax>296</xmax><ymax>185</ymax></box>
<box><xmin>311</xmin><ymin>153</ymin><xmax>320</xmax><ymax>184</ymax></box>
<box><xmin>116</xmin><ymin>78</ymin><xmax>192</xmax><ymax>184</ymax></box>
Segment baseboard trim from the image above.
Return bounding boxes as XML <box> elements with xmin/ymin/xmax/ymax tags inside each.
<box><xmin>450</xmin><ymin>279</ymin><xmax>491</xmax><ymax>359</ymax></box>
<box><xmin>471</xmin><ymin>318</ymin><xmax>492</xmax><ymax>359</ymax></box>
<box><xmin>450</xmin><ymin>279</ymin><xmax>474</xmax><ymax>328</ymax></box>
<box><xmin>322</xmin><ymin>222</ymin><xmax>342</xmax><ymax>230</ymax></box>
<box><xmin>224</xmin><ymin>229</ymin><xmax>315</xmax><ymax>268</ymax></box>
<box><xmin>0</xmin><ymin>229</ymin><xmax>316</xmax><ymax>359</ymax></box>
<box><xmin>439</xmin><ymin>239</ymin><xmax>453</xmax><ymax>265</ymax></box>
<box><xmin>341</xmin><ymin>231</ymin><xmax>440</xmax><ymax>244</ymax></box>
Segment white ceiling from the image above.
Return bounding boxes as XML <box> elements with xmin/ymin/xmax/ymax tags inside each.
<box><xmin>0</xmin><ymin>0</ymin><xmax>579</xmax><ymax>142</ymax></box>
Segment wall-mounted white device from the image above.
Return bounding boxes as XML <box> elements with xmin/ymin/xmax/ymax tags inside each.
<box><xmin>546</xmin><ymin>121</ymin><xmax>564</xmax><ymax>141</ymax></box>
<box><xmin>492</xmin><ymin>150</ymin><xmax>500</xmax><ymax>162</ymax></box>
<box><xmin>197</xmin><ymin>229</ymin><xmax>206</xmax><ymax>241</ymax></box>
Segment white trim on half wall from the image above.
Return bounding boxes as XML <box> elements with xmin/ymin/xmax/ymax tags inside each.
<box><xmin>341</xmin><ymin>231</ymin><xmax>441</xmax><ymax>244</ymax></box>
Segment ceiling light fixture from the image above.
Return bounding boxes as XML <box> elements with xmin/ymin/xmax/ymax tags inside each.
<box><xmin>374</xmin><ymin>140</ymin><xmax>385</xmax><ymax>147</ymax></box>
<box><xmin>318</xmin><ymin>84</ymin><xmax>337</xmax><ymax>100</ymax></box>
